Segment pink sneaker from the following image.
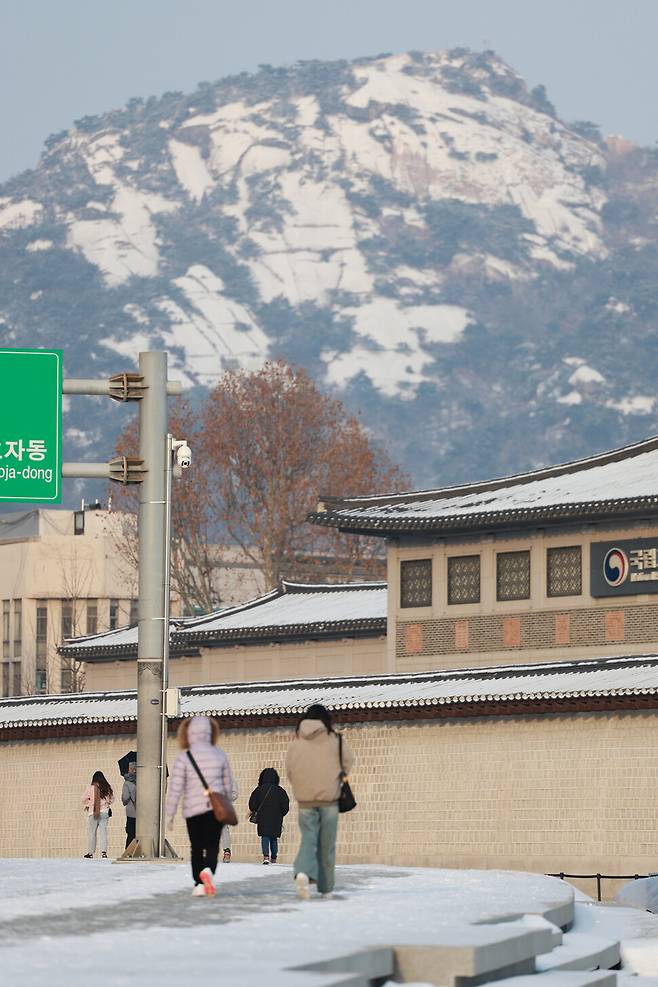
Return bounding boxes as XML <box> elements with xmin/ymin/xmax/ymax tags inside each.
<box><xmin>199</xmin><ymin>867</ymin><xmax>216</xmax><ymax>896</ymax></box>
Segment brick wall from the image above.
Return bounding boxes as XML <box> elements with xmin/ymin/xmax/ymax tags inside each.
<box><xmin>397</xmin><ymin>603</ymin><xmax>658</xmax><ymax>669</ymax></box>
<box><xmin>2</xmin><ymin>710</ymin><xmax>657</xmax><ymax>891</ymax></box>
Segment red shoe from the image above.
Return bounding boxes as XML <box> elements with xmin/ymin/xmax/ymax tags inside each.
<box><xmin>199</xmin><ymin>867</ymin><xmax>216</xmax><ymax>896</ymax></box>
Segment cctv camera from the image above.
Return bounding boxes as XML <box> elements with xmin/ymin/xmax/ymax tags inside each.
<box><xmin>175</xmin><ymin>443</ymin><xmax>192</xmax><ymax>469</ymax></box>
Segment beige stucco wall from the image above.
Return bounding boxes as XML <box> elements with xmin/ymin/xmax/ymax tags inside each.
<box><xmin>2</xmin><ymin>709</ymin><xmax>657</xmax><ymax>899</ymax></box>
<box><xmin>390</xmin><ymin>520</ymin><xmax>658</xmax><ymax>672</ymax></box>
<box><xmin>83</xmin><ymin>636</ymin><xmax>387</xmax><ymax>692</ymax></box>
<box><xmin>0</xmin><ymin>510</ymin><xmax>138</xmax><ymax>695</ymax></box>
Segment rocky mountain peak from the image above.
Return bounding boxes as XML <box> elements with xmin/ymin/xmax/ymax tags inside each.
<box><xmin>0</xmin><ymin>49</ymin><xmax>656</xmax><ymax>492</ymax></box>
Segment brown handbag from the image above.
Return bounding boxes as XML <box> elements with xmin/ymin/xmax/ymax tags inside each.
<box><xmin>186</xmin><ymin>752</ymin><xmax>238</xmax><ymax>826</ymax></box>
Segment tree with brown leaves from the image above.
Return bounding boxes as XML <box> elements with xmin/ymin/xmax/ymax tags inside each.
<box><xmin>111</xmin><ymin>399</ymin><xmax>220</xmax><ymax>614</ymax></box>
<box><xmin>112</xmin><ymin>361</ymin><xmax>407</xmax><ymax>607</ymax></box>
<box><xmin>200</xmin><ymin>361</ymin><xmax>406</xmax><ymax>589</ymax></box>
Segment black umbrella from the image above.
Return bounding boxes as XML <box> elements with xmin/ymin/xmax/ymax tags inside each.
<box><xmin>118</xmin><ymin>750</ymin><xmax>137</xmax><ymax>777</ymax></box>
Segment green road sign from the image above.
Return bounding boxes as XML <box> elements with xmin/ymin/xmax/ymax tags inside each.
<box><xmin>0</xmin><ymin>348</ymin><xmax>62</xmax><ymax>503</ymax></box>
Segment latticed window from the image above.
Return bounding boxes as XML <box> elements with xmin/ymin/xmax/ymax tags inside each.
<box><xmin>36</xmin><ymin>600</ymin><xmax>48</xmax><ymax>663</ymax></box>
<box><xmin>448</xmin><ymin>555</ymin><xmax>481</xmax><ymax>604</ymax></box>
<box><xmin>497</xmin><ymin>551</ymin><xmax>531</xmax><ymax>601</ymax></box>
<box><xmin>13</xmin><ymin>600</ymin><xmax>21</xmax><ymax>657</ymax></box>
<box><xmin>400</xmin><ymin>559</ymin><xmax>432</xmax><ymax>608</ymax></box>
<box><xmin>61</xmin><ymin>601</ymin><xmax>73</xmax><ymax>640</ymax></box>
<box><xmin>87</xmin><ymin>600</ymin><xmax>98</xmax><ymax>636</ymax></box>
<box><xmin>2</xmin><ymin>600</ymin><xmax>9</xmax><ymax>658</ymax></box>
<box><xmin>547</xmin><ymin>546</ymin><xmax>582</xmax><ymax>597</ymax></box>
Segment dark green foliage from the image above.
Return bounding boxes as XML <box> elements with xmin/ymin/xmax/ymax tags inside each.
<box><xmin>529</xmin><ymin>84</ymin><xmax>556</xmax><ymax>118</ymax></box>
<box><xmin>569</xmin><ymin>120</ymin><xmax>604</xmax><ymax>145</ymax></box>
<box><xmin>259</xmin><ymin>299</ymin><xmax>357</xmax><ymax>365</ymax></box>
<box><xmin>442</xmin><ymin>66</ymin><xmax>486</xmax><ymax>100</ymax></box>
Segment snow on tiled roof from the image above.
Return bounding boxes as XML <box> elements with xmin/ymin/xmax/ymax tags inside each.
<box><xmin>310</xmin><ymin>434</ymin><xmax>658</xmax><ymax>534</ymax></box>
<box><xmin>180</xmin><ymin>580</ymin><xmax>387</xmax><ymax>639</ymax></box>
<box><xmin>59</xmin><ymin>620</ymin><xmax>182</xmax><ymax>657</ymax></box>
<box><xmin>4</xmin><ymin>653</ymin><xmax>658</xmax><ymax>728</ymax></box>
<box><xmin>59</xmin><ymin>581</ymin><xmax>387</xmax><ymax>658</ymax></box>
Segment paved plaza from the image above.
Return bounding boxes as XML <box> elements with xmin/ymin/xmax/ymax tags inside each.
<box><xmin>1</xmin><ymin>860</ymin><xmax>658</xmax><ymax>986</ymax></box>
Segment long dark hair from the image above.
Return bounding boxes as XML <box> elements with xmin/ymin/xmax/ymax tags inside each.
<box><xmin>91</xmin><ymin>771</ymin><xmax>113</xmax><ymax>801</ymax></box>
<box><xmin>296</xmin><ymin>703</ymin><xmax>334</xmax><ymax>735</ymax></box>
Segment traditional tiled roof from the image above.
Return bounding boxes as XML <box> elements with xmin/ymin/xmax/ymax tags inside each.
<box><xmin>309</xmin><ymin>434</ymin><xmax>658</xmax><ymax>536</ymax></box>
<box><xmin>4</xmin><ymin>652</ymin><xmax>658</xmax><ymax>734</ymax></box>
<box><xmin>58</xmin><ymin>620</ymin><xmax>186</xmax><ymax>661</ymax></box>
<box><xmin>58</xmin><ymin>581</ymin><xmax>387</xmax><ymax>660</ymax></box>
<box><xmin>179</xmin><ymin>580</ymin><xmax>387</xmax><ymax>645</ymax></box>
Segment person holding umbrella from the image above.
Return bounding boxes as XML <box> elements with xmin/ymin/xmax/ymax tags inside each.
<box><xmin>118</xmin><ymin>750</ymin><xmax>138</xmax><ymax>850</ymax></box>
<box><xmin>121</xmin><ymin>762</ymin><xmax>137</xmax><ymax>849</ymax></box>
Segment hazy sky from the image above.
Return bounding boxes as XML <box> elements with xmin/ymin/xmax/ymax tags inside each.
<box><xmin>1</xmin><ymin>0</ymin><xmax>656</xmax><ymax>182</ymax></box>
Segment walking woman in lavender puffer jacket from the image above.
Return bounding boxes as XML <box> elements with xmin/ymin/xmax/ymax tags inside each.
<box><xmin>165</xmin><ymin>716</ymin><xmax>234</xmax><ymax>897</ymax></box>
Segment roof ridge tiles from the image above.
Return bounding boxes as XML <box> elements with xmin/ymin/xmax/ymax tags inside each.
<box><xmin>315</xmin><ymin>433</ymin><xmax>658</xmax><ymax>511</ymax></box>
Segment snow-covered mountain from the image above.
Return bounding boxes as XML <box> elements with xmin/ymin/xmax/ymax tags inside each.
<box><xmin>0</xmin><ymin>49</ymin><xmax>656</xmax><ymax>490</ymax></box>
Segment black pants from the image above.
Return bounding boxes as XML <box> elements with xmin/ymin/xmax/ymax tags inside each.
<box><xmin>125</xmin><ymin>816</ymin><xmax>136</xmax><ymax>849</ymax></box>
<box><xmin>186</xmin><ymin>810</ymin><xmax>222</xmax><ymax>884</ymax></box>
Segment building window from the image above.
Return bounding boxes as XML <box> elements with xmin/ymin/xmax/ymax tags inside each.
<box><xmin>35</xmin><ymin>600</ymin><xmax>48</xmax><ymax>693</ymax></box>
<box><xmin>109</xmin><ymin>599</ymin><xmax>119</xmax><ymax>630</ymax></box>
<box><xmin>13</xmin><ymin>600</ymin><xmax>21</xmax><ymax>657</ymax></box>
<box><xmin>2</xmin><ymin>600</ymin><xmax>9</xmax><ymax>658</ymax></box>
<box><xmin>130</xmin><ymin>598</ymin><xmax>138</xmax><ymax>626</ymax></box>
<box><xmin>497</xmin><ymin>551</ymin><xmax>531</xmax><ymax>601</ymax></box>
<box><xmin>74</xmin><ymin>510</ymin><xmax>85</xmax><ymax>535</ymax></box>
<box><xmin>547</xmin><ymin>546</ymin><xmax>582</xmax><ymax>597</ymax></box>
<box><xmin>2</xmin><ymin>663</ymin><xmax>8</xmax><ymax>697</ymax></box>
<box><xmin>400</xmin><ymin>559</ymin><xmax>432</xmax><ymax>609</ymax></box>
<box><xmin>87</xmin><ymin>599</ymin><xmax>98</xmax><ymax>636</ymax></box>
<box><xmin>447</xmin><ymin>555</ymin><xmax>481</xmax><ymax>605</ymax></box>
<box><xmin>61</xmin><ymin>601</ymin><xmax>73</xmax><ymax>640</ymax></box>
<box><xmin>61</xmin><ymin>667</ymin><xmax>73</xmax><ymax>693</ymax></box>
<box><xmin>12</xmin><ymin>661</ymin><xmax>21</xmax><ymax>697</ymax></box>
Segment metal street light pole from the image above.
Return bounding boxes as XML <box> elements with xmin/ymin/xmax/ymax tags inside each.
<box><xmin>62</xmin><ymin>353</ymin><xmax>181</xmax><ymax>860</ymax></box>
<box><xmin>135</xmin><ymin>351</ymin><xmax>168</xmax><ymax>858</ymax></box>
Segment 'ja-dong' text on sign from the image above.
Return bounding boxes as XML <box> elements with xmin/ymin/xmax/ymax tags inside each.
<box><xmin>0</xmin><ymin>349</ymin><xmax>62</xmax><ymax>503</ymax></box>
<box><xmin>591</xmin><ymin>538</ymin><xmax>658</xmax><ymax>597</ymax></box>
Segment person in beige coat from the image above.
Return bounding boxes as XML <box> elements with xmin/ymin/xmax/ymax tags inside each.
<box><xmin>285</xmin><ymin>704</ymin><xmax>353</xmax><ymax>899</ymax></box>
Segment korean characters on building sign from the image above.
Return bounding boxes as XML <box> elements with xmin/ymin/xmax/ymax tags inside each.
<box><xmin>591</xmin><ymin>538</ymin><xmax>658</xmax><ymax>596</ymax></box>
<box><xmin>0</xmin><ymin>349</ymin><xmax>62</xmax><ymax>503</ymax></box>
<box><xmin>629</xmin><ymin>547</ymin><xmax>658</xmax><ymax>582</ymax></box>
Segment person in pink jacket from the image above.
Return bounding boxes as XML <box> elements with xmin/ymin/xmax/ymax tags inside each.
<box><xmin>82</xmin><ymin>771</ymin><xmax>114</xmax><ymax>859</ymax></box>
<box><xmin>165</xmin><ymin>716</ymin><xmax>234</xmax><ymax>897</ymax></box>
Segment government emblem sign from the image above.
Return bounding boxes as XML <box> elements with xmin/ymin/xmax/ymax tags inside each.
<box><xmin>602</xmin><ymin>547</ymin><xmax>628</xmax><ymax>587</ymax></box>
<box><xmin>0</xmin><ymin>348</ymin><xmax>62</xmax><ymax>503</ymax></box>
<box><xmin>592</xmin><ymin>539</ymin><xmax>658</xmax><ymax>596</ymax></box>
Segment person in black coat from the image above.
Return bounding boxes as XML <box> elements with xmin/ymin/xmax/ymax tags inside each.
<box><xmin>248</xmin><ymin>767</ymin><xmax>290</xmax><ymax>864</ymax></box>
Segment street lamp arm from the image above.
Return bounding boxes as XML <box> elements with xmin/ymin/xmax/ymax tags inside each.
<box><xmin>63</xmin><ymin>378</ymin><xmax>182</xmax><ymax>398</ymax></box>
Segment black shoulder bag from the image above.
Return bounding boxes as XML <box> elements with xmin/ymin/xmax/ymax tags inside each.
<box><xmin>337</xmin><ymin>733</ymin><xmax>356</xmax><ymax>813</ymax></box>
<box><xmin>249</xmin><ymin>784</ymin><xmax>273</xmax><ymax>824</ymax></box>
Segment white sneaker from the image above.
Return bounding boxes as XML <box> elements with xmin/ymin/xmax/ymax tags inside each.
<box><xmin>320</xmin><ymin>892</ymin><xmax>334</xmax><ymax>899</ymax></box>
<box><xmin>199</xmin><ymin>867</ymin><xmax>216</xmax><ymax>896</ymax></box>
<box><xmin>191</xmin><ymin>884</ymin><xmax>206</xmax><ymax>897</ymax></box>
<box><xmin>295</xmin><ymin>872</ymin><xmax>311</xmax><ymax>900</ymax></box>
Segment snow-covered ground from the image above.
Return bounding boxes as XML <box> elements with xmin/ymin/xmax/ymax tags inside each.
<box><xmin>1</xmin><ymin>861</ymin><xmax>657</xmax><ymax>986</ymax></box>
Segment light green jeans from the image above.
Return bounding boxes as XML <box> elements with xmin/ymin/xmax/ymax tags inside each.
<box><xmin>294</xmin><ymin>804</ymin><xmax>339</xmax><ymax>894</ymax></box>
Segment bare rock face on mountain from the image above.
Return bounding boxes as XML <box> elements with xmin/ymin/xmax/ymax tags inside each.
<box><xmin>0</xmin><ymin>49</ymin><xmax>656</xmax><ymax>490</ymax></box>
